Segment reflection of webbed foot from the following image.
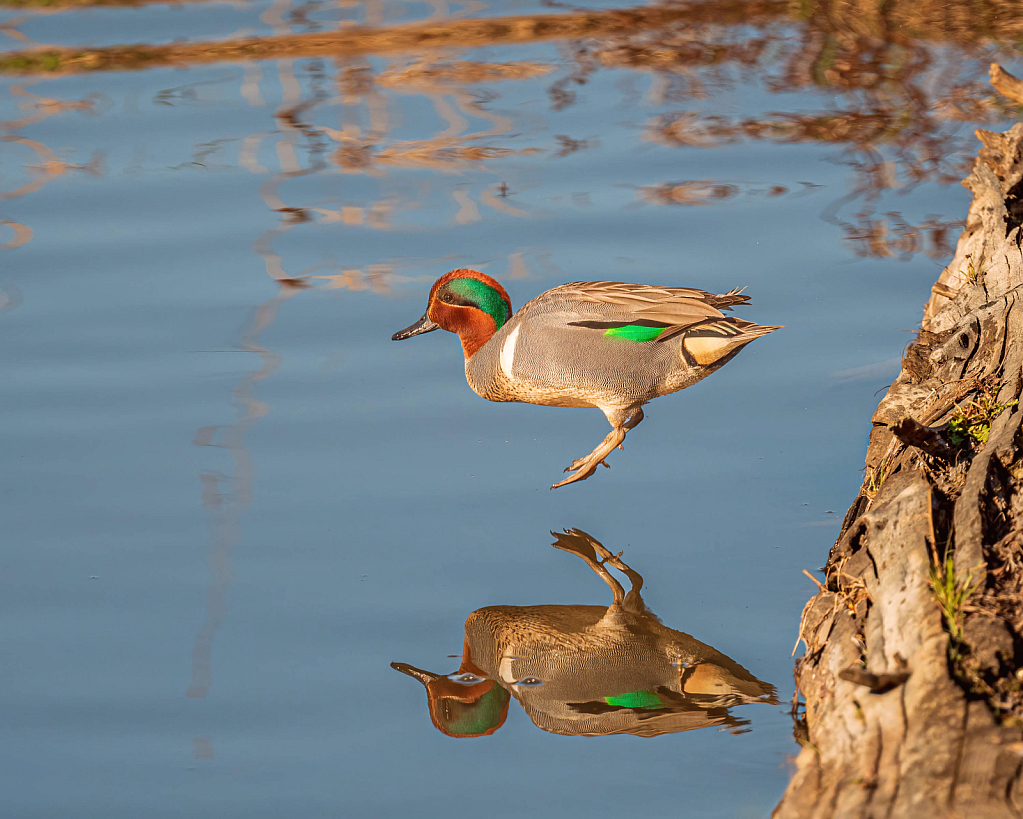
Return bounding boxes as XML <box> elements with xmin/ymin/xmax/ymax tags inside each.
<box><xmin>551</xmin><ymin>428</ymin><xmax>626</xmax><ymax>489</ymax></box>
<box><xmin>550</xmin><ymin>528</ymin><xmax>646</xmax><ymax>607</ymax></box>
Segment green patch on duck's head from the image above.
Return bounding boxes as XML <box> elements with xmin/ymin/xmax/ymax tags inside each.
<box><xmin>391</xmin><ymin>661</ymin><xmax>511</xmax><ymax>737</ymax></box>
<box><xmin>430</xmin><ymin>684</ymin><xmax>512</xmax><ymax>737</ymax></box>
<box><xmin>432</xmin><ymin>270</ymin><xmax>512</xmax><ymax>332</ymax></box>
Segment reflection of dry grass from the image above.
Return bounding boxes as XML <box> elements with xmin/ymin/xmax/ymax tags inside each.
<box><xmin>0</xmin><ymin>219</ymin><xmax>32</xmax><ymax>247</ymax></box>
<box><xmin>0</xmin><ymin>2</ymin><xmax>789</xmax><ymax>74</ymax></box>
<box><xmin>377</xmin><ymin>60</ymin><xmax>554</xmax><ymax>88</ymax></box>
<box><xmin>187</xmin><ymin>283</ymin><xmax>299</xmax><ymax>699</ymax></box>
<box><xmin>310</xmin><ymin>264</ymin><xmax>393</xmax><ymax>294</ymax></box>
<box><xmin>551</xmin><ymin>1</ymin><xmax>1020</xmax><ymax>253</ymax></box>
<box><xmin>2</xmin><ymin>0</ymin><xmax>1021</xmax><ymax>77</ymax></box>
<box><xmin>323</xmin><ymin>57</ymin><xmax>546</xmax><ymax>176</ymax></box>
<box><xmin>328</xmin><ymin>133</ymin><xmax>540</xmax><ymax>173</ymax></box>
<box><xmin>375</xmin><ymin>142</ymin><xmax>540</xmax><ymax>170</ymax></box>
<box><xmin>644</xmin><ymin>108</ymin><xmax>972</xmax><ymax>219</ymax></box>
<box><xmin>376</xmin><ymin>60</ymin><xmax>522</xmax><ymax>151</ymax></box>
<box><xmin>646</xmin><ymin>110</ymin><xmax>964</xmax><ymax>148</ymax></box>
<box><xmin>1</xmin><ymin>0</ymin><xmax>1013</xmax><ymax>274</ymax></box>
<box><xmin>797</xmin><ymin>0</ymin><xmax>1023</xmax><ymax>42</ymax></box>
<box><xmin>1</xmin><ymin>135</ymin><xmax>102</xmax><ymax>199</ymax></box>
<box><xmin>639</xmin><ymin>180</ymin><xmax>741</xmax><ymax>206</ymax></box>
<box><xmin>594</xmin><ymin>31</ymin><xmax>777</xmax><ymax>76</ymax></box>
<box><xmin>0</xmin><ymin>0</ymin><xmax>248</xmax><ymax>6</ymax></box>
<box><xmin>637</xmin><ymin>179</ymin><xmax>803</xmax><ymax>206</ymax></box>
<box><xmin>840</xmin><ymin>214</ymin><xmax>960</xmax><ymax>260</ymax></box>
<box><xmin>2</xmin><ymin>83</ymin><xmax>98</xmax><ymax>130</ymax></box>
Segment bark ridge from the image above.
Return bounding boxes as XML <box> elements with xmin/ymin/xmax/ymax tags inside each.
<box><xmin>776</xmin><ymin>124</ymin><xmax>1023</xmax><ymax>818</ymax></box>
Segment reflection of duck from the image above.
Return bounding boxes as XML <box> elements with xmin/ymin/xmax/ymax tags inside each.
<box><xmin>392</xmin><ymin>529</ymin><xmax>777</xmax><ymax>738</ymax></box>
<box><xmin>392</xmin><ymin>270</ymin><xmax>779</xmax><ymax>488</ymax></box>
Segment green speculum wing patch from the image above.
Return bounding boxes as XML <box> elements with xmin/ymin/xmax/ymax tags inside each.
<box><xmin>447</xmin><ymin>278</ymin><xmax>511</xmax><ymax>331</ymax></box>
<box><xmin>604</xmin><ymin>690</ymin><xmax>665</xmax><ymax>709</ymax></box>
<box><xmin>603</xmin><ymin>325</ymin><xmax>667</xmax><ymax>342</ymax></box>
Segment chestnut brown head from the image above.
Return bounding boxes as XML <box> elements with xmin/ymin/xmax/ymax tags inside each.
<box><xmin>392</xmin><ymin>269</ymin><xmax>513</xmax><ymax>359</ymax></box>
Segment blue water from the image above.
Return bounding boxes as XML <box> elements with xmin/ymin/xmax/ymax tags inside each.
<box><xmin>2</xmin><ymin>2</ymin><xmax>1021</xmax><ymax>816</ymax></box>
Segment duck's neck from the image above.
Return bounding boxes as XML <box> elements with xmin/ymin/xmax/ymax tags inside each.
<box><xmin>459</xmin><ymin>325</ymin><xmax>497</xmax><ymax>360</ymax></box>
<box><xmin>458</xmin><ymin>635</ymin><xmax>489</xmax><ymax>678</ymax></box>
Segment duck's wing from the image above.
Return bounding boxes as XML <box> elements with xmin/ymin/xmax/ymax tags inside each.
<box><xmin>521</xmin><ymin>281</ymin><xmax>751</xmax><ymax>338</ymax></box>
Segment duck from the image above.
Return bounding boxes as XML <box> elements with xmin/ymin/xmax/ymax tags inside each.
<box><xmin>392</xmin><ymin>269</ymin><xmax>780</xmax><ymax>488</ymax></box>
<box><xmin>392</xmin><ymin>528</ymin><xmax>777</xmax><ymax>738</ymax></box>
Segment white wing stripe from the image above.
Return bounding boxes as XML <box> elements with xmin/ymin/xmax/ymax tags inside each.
<box><xmin>500</xmin><ymin>325</ymin><xmax>520</xmax><ymax>379</ymax></box>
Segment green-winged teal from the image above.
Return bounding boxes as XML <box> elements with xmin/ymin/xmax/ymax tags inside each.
<box><xmin>392</xmin><ymin>529</ymin><xmax>777</xmax><ymax>738</ymax></box>
<box><xmin>392</xmin><ymin>270</ymin><xmax>780</xmax><ymax>487</ymax></box>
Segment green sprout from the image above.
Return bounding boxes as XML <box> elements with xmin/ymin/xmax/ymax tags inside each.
<box><xmin>946</xmin><ymin>386</ymin><xmax>1017</xmax><ymax>447</ymax></box>
<box><xmin>865</xmin><ymin>456</ymin><xmax>891</xmax><ymax>498</ymax></box>
<box><xmin>929</xmin><ymin>554</ymin><xmax>982</xmax><ymax>648</ymax></box>
<box><xmin>959</xmin><ymin>254</ymin><xmax>985</xmax><ymax>285</ymax></box>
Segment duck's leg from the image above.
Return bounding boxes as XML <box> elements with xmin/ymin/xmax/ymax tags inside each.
<box><xmin>551</xmin><ymin>407</ymin><xmax>645</xmax><ymax>489</ymax></box>
<box><xmin>588</xmin><ymin>540</ymin><xmax>643</xmax><ymax>596</ymax></box>
<box><xmin>550</xmin><ymin>529</ymin><xmax>628</xmax><ymax>605</ymax></box>
<box><xmin>587</xmin><ymin>539</ymin><xmax>648</xmax><ymax>614</ymax></box>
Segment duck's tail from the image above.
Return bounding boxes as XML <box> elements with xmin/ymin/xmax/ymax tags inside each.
<box><xmin>680</xmin><ymin>318</ymin><xmax>782</xmax><ymax>367</ymax></box>
<box><xmin>709</xmin><ymin>287</ymin><xmax>751</xmax><ymax>312</ymax></box>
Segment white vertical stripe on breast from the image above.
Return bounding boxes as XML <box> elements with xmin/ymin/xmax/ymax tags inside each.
<box><xmin>499</xmin><ymin>325</ymin><xmax>520</xmax><ymax>380</ymax></box>
<box><xmin>498</xmin><ymin>654</ymin><xmax>517</xmax><ymax>684</ymax></box>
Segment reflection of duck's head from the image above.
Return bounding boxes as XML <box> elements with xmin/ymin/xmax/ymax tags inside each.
<box><xmin>390</xmin><ymin>662</ymin><xmax>510</xmax><ymax>738</ymax></box>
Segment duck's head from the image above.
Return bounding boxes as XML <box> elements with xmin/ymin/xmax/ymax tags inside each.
<box><xmin>391</xmin><ymin>269</ymin><xmax>513</xmax><ymax>359</ymax></box>
<box><xmin>391</xmin><ymin>662</ymin><xmax>511</xmax><ymax>738</ymax></box>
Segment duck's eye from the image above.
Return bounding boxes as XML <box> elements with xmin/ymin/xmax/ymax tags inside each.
<box><xmin>448</xmin><ymin>672</ymin><xmax>483</xmax><ymax>685</ymax></box>
<box><xmin>439</xmin><ymin>290</ymin><xmax>473</xmax><ymax>307</ymax></box>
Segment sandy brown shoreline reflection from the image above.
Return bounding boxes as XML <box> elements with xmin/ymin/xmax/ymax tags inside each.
<box><xmin>393</xmin><ymin>529</ymin><xmax>777</xmax><ymax>738</ymax></box>
<box><xmin>0</xmin><ymin>2</ymin><xmax>788</xmax><ymax>74</ymax></box>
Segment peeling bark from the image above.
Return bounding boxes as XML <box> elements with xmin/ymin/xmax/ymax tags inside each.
<box><xmin>992</xmin><ymin>65</ymin><xmax>1023</xmax><ymax>107</ymax></box>
<box><xmin>775</xmin><ymin>123</ymin><xmax>1023</xmax><ymax>818</ymax></box>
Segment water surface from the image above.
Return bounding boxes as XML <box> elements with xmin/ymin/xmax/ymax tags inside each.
<box><xmin>2</xmin><ymin>2</ymin><xmax>1022</xmax><ymax>816</ymax></box>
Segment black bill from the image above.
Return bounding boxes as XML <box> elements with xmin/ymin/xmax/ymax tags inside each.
<box><xmin>392</xmin><ymin>313</ymin><xmax>440</xmax><ymax>341</ymax></box>
<box><xmin>390</xmin><ymin>662</ymin><xmax>441</xmax><ymax>686</ymax></box>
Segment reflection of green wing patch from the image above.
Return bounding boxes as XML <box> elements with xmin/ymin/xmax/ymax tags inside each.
<box><xmin>603</xmin><ymin>325</ymin><xmax>666</xmax><ymax>342</ymax></box>
<box><xmin>604</xmin><ymin>690</ymin><xmax>665</xmax><ymax>709</ymax></box>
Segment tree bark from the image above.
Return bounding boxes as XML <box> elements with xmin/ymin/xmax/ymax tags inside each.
<box><xmin>775</xmin><ymin>122</ymin><xmax>1023</xmax><ymax>817</ymax></box>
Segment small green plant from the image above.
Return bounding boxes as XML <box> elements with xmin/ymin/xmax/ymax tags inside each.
<box><xmin>865</xmin><ymin>458</ymin><xmax>888</xmax><ymax>497</ymax></box>
<box><xmin>959</xmin><ymin>254</ymin><xmax>985</xmax><ymax>285</ymax></box>
<box><xmin>929</xmin><ymin>554</ymin><xmax>982</xmax><ymax>646</ymax></box>
<box><xmin>946</xmin><ymin>386</ymin><xmax>1018</xmax><ymax>447</ymax></box>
